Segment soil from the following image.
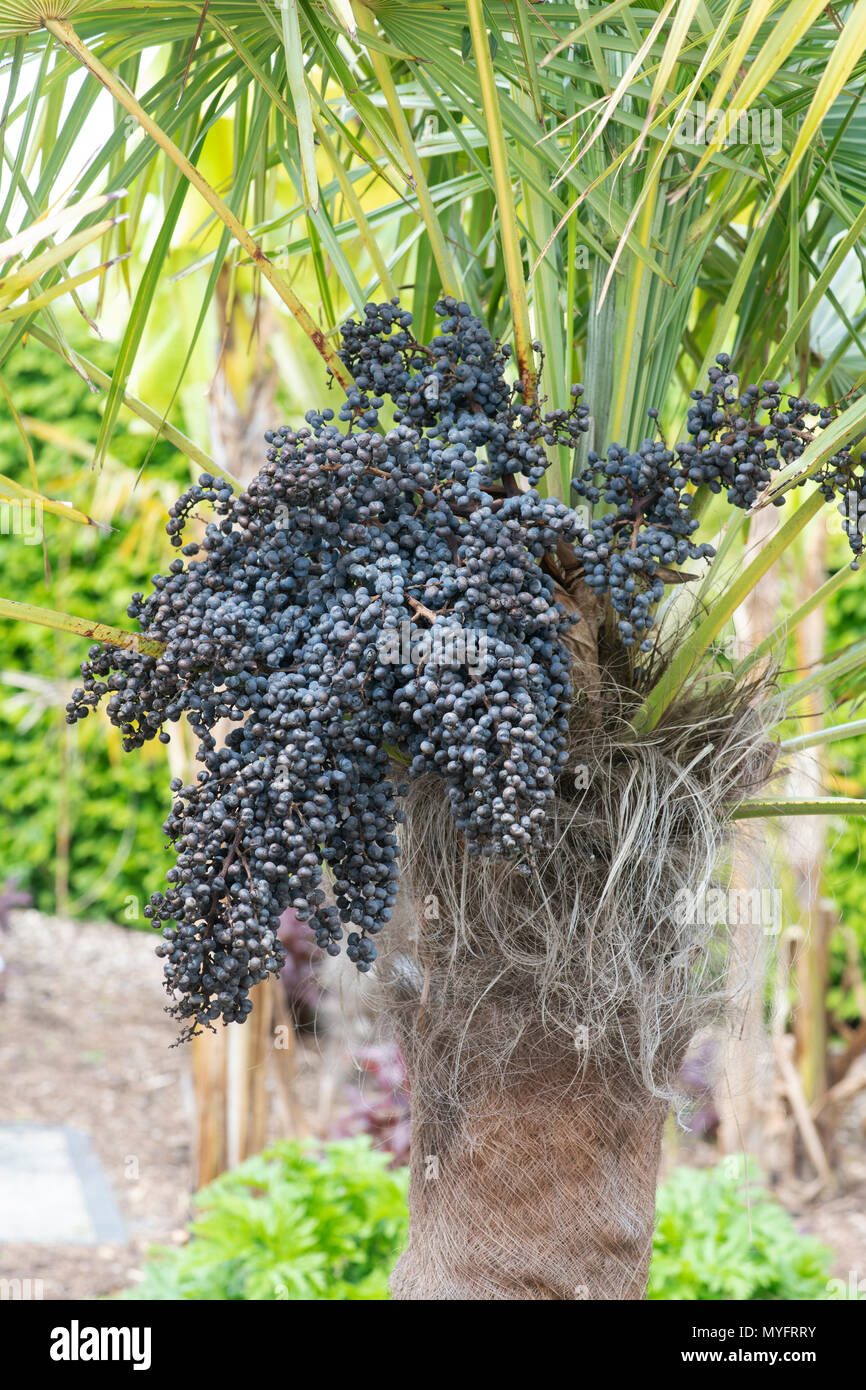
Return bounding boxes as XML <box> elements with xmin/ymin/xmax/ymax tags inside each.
<box><xmin>0</xmin><ymin>910</ymin><xmax>194</xmax><ymax>1300</ymax></box>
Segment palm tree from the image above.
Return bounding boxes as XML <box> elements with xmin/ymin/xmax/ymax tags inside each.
<box><xmin>3</xmin><ymin>0</ymin><xmax>866</xmax><ymax>1298</ymax></box>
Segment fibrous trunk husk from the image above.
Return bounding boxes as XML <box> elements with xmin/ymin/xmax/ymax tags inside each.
<box><xmin>380</xmin><ymin>670</ymin><xmax>779</xmax><ymax>1300</ymax></box>
<box><xmin>390</xmin><ymin>1050</ymin><xmax>668</xmax><ymax>1300</ymax></box>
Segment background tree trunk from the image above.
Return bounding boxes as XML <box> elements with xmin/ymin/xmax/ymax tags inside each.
<box><xmin>717</xmin><ymin>506</ymin><xmax>782</xmax><ymax>1165</ymax></box>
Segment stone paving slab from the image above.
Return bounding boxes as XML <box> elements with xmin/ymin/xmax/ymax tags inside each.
<box><xmin>0</xmin><ymin>1125</ymin><xmax>126</xmax><ymax>1245</ymax></box>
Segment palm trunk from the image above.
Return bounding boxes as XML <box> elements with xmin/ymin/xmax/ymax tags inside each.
<box><xmin>390</xmin><ymin>1052</ymin><xmax>666</xmax><ymax>1300</ymax></box>
<box><xmin>382</xmin><ymin>659</ymin><xmax>775</xmax><ymax>1301</ymax></box>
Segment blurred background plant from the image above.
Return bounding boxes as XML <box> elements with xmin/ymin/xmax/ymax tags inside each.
<box><xmin>0</xmin><ymin>330</ymin><xmax>183</xmax><ymax>921</ymax></box>
<box><xmin>120</xmin><ymin>1137</ymin><xmax>409</xmax><ymax>1301</ymax></box>
<box><xmin>648</xmin><ymin>1162</ymin><xmax>841</xmax><ymax>1301</ymax></box>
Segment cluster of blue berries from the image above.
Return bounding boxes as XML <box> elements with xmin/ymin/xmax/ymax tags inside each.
<box><xmin>338</xmin><ymin>297</ymin><xmax>591</xmax><ymax>486</ymax></box>
<box><xmin>65</xmin><ymin>300</ymin><xmax>588</xmax><ymax>1035</ymax></box>
<box><xmin>571</xmin><ymin>354</ymin><xmax>865</xmax><ymax>649</ymax></box>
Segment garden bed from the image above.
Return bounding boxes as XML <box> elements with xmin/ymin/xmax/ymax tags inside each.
<box><xmin>3</xmin><ymin>908</ymin><xmax>865</xmax><ymax>1300</ymax></box>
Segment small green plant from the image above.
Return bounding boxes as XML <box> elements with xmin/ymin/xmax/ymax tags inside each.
<box><xmin>649</xmin><ymin>1163</ymin><xmax>834</xmax><ymax>1301</ymax></box>
<box><xmin>121</xmin><ymin>1137</ymin><xmax>408</xmax><ymax>1301</ymax></box>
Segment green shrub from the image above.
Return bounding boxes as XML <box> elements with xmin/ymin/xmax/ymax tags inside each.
<box><xmin>648</xmin><ymin>1163</ymin><xmax>834</xmax><ymax>1300</ymax></box>
<box><xmin>121</xmin><ymin>1137</ymin><xmax>409</xmax><ymax>1301</ymax></box>
<box><xmin>0</xmin><ymin>334</ymin><xmax>185</xmax><ymax>923</ymax></box>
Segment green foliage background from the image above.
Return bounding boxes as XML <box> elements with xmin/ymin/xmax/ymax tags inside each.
<box><xmin>823</xmin><ymin>574</ymin><xmax>866</xmax><ymax>1025</ymax></box>
<box><xmin>0</xmin><ymin>333</ymin><xmax>184</xmax><ymax>924</ymax></box>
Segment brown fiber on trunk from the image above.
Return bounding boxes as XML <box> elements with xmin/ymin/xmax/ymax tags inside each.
<box><xmin>390</xmin><ymin>1058</ymin><xmax>667</xmax><ymax>1300</ymax></box>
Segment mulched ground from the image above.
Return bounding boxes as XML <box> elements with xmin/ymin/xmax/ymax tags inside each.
<box><xmin>0</xmin><ymin>911</ymin><xmax>194</xmax><ymax>1300</ymax></box>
